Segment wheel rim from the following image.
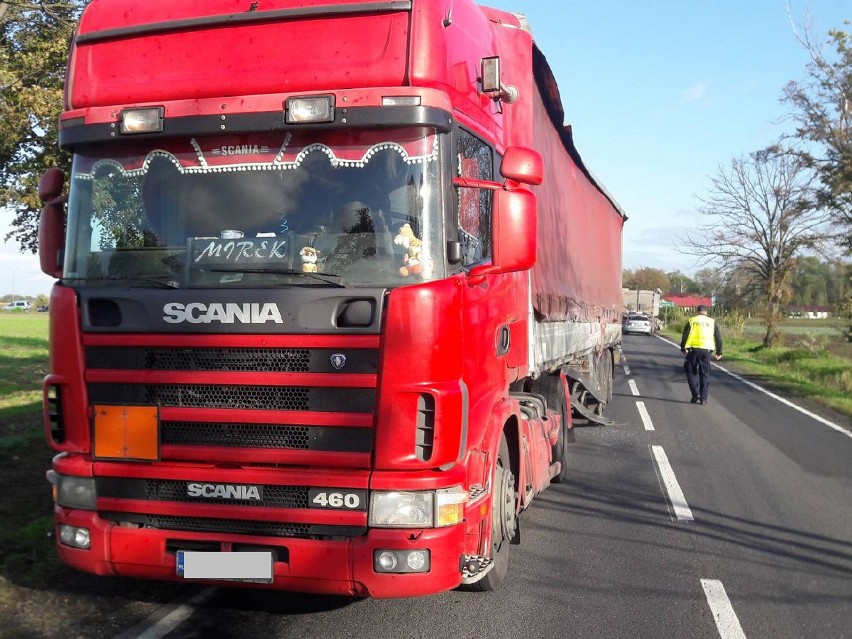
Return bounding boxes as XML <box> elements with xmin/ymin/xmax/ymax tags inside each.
<box><xmin>495</xmin><ymin>465</ymin><xmax>517</xmax><ymax>543</ymax></box>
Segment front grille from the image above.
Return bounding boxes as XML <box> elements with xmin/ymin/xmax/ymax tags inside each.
<box><xmin>98</xmin><ymin>478</ymin><xmax>309</xmax><ymax>508</ymax></box>
<box><xmin>89</xmin><ymin>383</ymin><xmax>375</xmax><ymax>413</ymax></box>
<box><xmin>162</xmin><ymin>421</ymin><xmax>372</xmax><ymax>452</ymax></box>
<box><xmin>148</xmin><ymin>384</ymin><xmax>310</xmax><ymax>411</ymax></box>
<box><xmin>87</xmin><ymin>346</ymin><xmax>378</xmax><ymax>374</ymax></box>
<box><xmin>101</xmin><ymin>512</ymin><xmax>366</xmax><ymax>539</ymax></box>
<box><xmin>143</xmin><ymin>348</ymin><xmax>311</xmax><ymax>372</ymax></box>
<box><xmin>162</xmin><ymin>481</ymin><xmax>307</xmax><ymax>508</ymax></box>
<box><xmin>86</xmin><ymin>342</ymin><xmax>377</xmax><ymax>457</ymax></box>
<box><xmin>166</xmin><ymin>422</ymin><xmax>310</xmax><ymax>448</ymax></box>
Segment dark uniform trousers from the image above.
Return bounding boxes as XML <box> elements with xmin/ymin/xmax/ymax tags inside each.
<box><xmin>684</xmin><ymin>348</ymin><xmax>713</xmax><ymax>402</ymax></box>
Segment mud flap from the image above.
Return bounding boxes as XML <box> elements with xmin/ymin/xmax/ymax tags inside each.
<box><xmin>570</xmin><ymin>393</ymin><xmax>616</xmax><ymax>426</ymax></box>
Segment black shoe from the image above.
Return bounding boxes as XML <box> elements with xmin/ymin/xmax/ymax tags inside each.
<box><xmin>690</xmin><ymin>397</ymin><xmax>699</xmax><ymax>404</ymax></box>
<box><xmin>699</xmin><ymin>398</ymin><xmax>706</xmax><ymax>405</ymax></box>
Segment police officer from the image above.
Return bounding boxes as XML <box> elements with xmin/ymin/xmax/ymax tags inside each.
<box><xmin>680</xmin><ymin>304</ymin><xmax>723</xmax><ymax>405</ymax></box>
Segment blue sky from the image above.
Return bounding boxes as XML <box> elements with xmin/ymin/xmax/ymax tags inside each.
<box><xmin>1</xmin><ymin>0</ymin><xmax>849</xmax><ymax>297</ymax></box>
<box><xmin>482</xmin><ymin>0</ymin><xmax>849</xmax><ymax>275</ymax></box>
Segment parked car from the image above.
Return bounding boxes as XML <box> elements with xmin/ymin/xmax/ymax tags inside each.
<box><xmin>623</xmin><ymin>313</ymin><xmax>653</xmax><ymax>336</ymax></box>
<box><xmin>3</xmin><ymin>300</ymin><xmax>31</xmax><ymax>311</ymax></box>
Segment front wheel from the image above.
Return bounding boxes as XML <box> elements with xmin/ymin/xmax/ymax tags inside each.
<box><xmin>471</xmin><ymin>436</ymin><xmax>516</xmax><ymax>591</ymax></box>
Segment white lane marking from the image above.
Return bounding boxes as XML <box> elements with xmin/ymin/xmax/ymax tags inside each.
<box><xmin>628</xmin><ymin>379</ymin><xmax>640</xmax><ymax>396</ymax></box>
<box><xmin>636</xmin><ymin>401</ymin><xmax>654</xmax><ymax>431</ymax></box>
<box><xmin>714</xmin><ymin>364</ymin><xmax>852</xmax><ymax>439</ymax></box>
<box><xmin>112</xmin><ymin>587</ymin><xmax>215</xmax><ymax>639</ymax></box>
<box><xmin>655</xmin><ymin>335</ymin><xmax>851</xmax><ymax>439</ymax></box>
<box><xmin>622</xmin><ymin>360</ymin><xmax>631</xmax><ymax>375</ymax></box>
<box><xmin>651</xmin><ymin>445</ymin><xmax>694</xmax><ymax>521</ymax></box>
<box><xmin>701</xmin><ymin>579</ymin><xmax>747</xmax><ymax>639</ymax></box>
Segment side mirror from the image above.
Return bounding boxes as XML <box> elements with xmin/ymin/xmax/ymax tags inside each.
<box><xmin>38</xmin><ymin>169</ymin><xmax>66</xmax><ymax>278</ymax></box>
<box><xmin>492</xmin><ymin>187</ymin><xmax>536</xmax><ymax>273</ymax></box>
<box><xmin>38</xmin><ymin>168</ymin><xmax>65</xmax><ymax>203</ymax></box>
<box><xmin>501</xmin><ymin>146</ymin><xmax>543</xmax><ymax>186</ymax></box>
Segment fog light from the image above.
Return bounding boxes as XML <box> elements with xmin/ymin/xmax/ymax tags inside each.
<box><xmin>373</xmin><ymin>549</ymin><xmax>430</xmax><ymax>574</ymax></box>
<box><xmin>406</xmin><ymin>550</ymin><xmax>428</xmax><ymax>571</ymax></box>
<box><xmin>376</xmin><ymin>551</ymin><xmax>397</xmax><ymax>572</ymax></box>
<box><xmin>59</xmin><ymin>525</ymin><xmax>90</xmax><ymax>549</ymax></box>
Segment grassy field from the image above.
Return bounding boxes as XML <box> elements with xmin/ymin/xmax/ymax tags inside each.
<box><xmin>0</xmin><ymin>312</ymin><xmax>188</xmax><ymax>639</ymax></box>
<box><xmin>662</xmin><ymin>317</ymin><xmax>852</xmax><ymax>418</ymax></box>
<box><xmin>0</xmin><ymin>313</ymin><xmax>58</xmax><ymax>590</ymax></box>
<box><xmin>0</xmin><ymin>313</ymin><xmax>49</xmax><ymax>424</ymax></box>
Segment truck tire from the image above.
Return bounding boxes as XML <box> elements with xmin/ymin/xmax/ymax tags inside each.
<box><xmin>603</xmin><ymin>349</ymin><xmax>613</xmax><ymax>404</ymax></box>
<box><xmin>549</xmin><ymin>375</ymin><xmax>574</xmax><ymax>484</ymax></box>
<box><xmin>472</xmin><ymin>436</ymin><xmax>516</xmax><ymax>591</ymax></box>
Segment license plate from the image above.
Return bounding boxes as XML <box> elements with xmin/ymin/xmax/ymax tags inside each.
<box><xmin>176</xmin><ymin>551</ymin><xmax>273</xmax><ymax>583</ymax></box>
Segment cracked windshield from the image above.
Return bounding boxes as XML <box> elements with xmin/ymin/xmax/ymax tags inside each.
<box><xmin>63</xmin><ymin>128</ymin><xmax>443</xmax><ymax>287</ymax></box>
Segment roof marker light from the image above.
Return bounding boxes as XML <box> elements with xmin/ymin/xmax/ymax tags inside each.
<box><xmin>286</xmin><ymin>95</ymin><xmax>335</xmax><ymax>124</ymax></box>
<box><xmin>382</xmin><ymin>96</ymin><xmax>421</xmax><ymax>107</ymax></box>
<box><xmin>120</xmin><ymin>107</ymin><xmax>164</xmax><ymax>134</ymax></box>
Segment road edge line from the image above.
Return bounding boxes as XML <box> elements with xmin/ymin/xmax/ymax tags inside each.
<box><xmin>111</xmin><ymin>586</ymin><xmax>215</xmax><ymax>639</ymax></box>
<box><xmin>655</xmin><ymin>335</ymin><xmax>852</xmax><ymax>439</ymax></box>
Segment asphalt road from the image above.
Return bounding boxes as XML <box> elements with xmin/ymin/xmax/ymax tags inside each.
<box><xmin>117</xmin><ymin>334</ymin><xmax>852</xmax><ymax>639</ymax></box>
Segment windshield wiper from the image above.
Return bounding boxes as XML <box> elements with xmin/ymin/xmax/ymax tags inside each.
<box><xmin>210</xmin><ymin>267</ymin><xmax>350</xmax><ymax>288</ymax></box>
<box><xmin>92</xmin><ymin>275</ymin><xmax>179</xmax><ymax>289</ymax></box>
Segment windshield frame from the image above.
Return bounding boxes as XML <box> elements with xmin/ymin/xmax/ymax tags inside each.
<box><xmin>62</xmin><ymin>128</ymin><xmax>448</xmax><ymax>289</ymax></box>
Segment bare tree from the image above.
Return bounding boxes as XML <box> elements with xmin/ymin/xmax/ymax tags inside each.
<box><xmin>683</xmin><ymin>146</ymin><xmax>830</xmax><ymax>347</ymax></box>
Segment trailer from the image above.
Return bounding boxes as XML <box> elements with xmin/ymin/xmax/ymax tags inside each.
<box><xmin>38</xmin><ymin>0</ymin><xmax>624</xmax><ymax>597</ymax></box>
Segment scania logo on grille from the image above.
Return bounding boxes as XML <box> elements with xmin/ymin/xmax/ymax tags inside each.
<box><xmin>330</xmin><ymin>353</ymin><xmax>347</xmax><ymax>370</ymax></box>
<box><xmin>186</xmin><ymin>482</ymin><xmax>263</xmax><ymax>500</ymax></box>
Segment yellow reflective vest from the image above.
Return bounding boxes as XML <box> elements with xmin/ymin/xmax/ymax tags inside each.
<box><xmin>684</xmin><ymin>315</ymin><xmax>717</xmax><ymax>350</ymax></box>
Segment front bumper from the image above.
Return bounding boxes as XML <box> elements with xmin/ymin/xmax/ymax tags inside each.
<box><xmin>53</xmin><ymin>506</ymin><xmax>467</xmax><ymax>598</ymax></box>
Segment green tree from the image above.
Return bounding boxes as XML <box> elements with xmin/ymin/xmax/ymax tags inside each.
<box><xmin>783</xmin><ymin>23</ymin><xmax>852</xmax><ymax>254</ymax></box>
<box><xmin>790</xmin><ymin>255</ymin><xmax>830</xmax><ymax>305</ymax></box>
<box><xmin>622</xmin><ymin>267</ymin><xmax>670</xmax><ymax>292</ymax></box>
<box><xmin>666</xmin><ymin>270</ymin><xmax>699</xmax><ymax>294</ymax></box>
<box><xmin>1</xmin><ymin>1</ymin><xmax>84</xmax><ymax>253</ymax></box>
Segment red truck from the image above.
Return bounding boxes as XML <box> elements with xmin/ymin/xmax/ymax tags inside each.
<box><xmin>38</xmin><ymin>0</ymin><xmax>624</xmax><ymax>597</ymax></box>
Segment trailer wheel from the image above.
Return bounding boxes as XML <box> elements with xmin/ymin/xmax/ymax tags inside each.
<box><xmin>600</xmin><ymin>349</ymin><xmax>613</xmax><ymax>404</ymax></box>
<box><xmin>472</xmin><ymin>436</ymin><xmax>516</xmax><ymax>591</ymax></box>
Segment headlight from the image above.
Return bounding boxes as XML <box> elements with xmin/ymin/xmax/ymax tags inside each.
<box><xmin>370</xmin><ymin>491</ymin><xmax>432</xmax><ymax>528</ymax></box>
<box><xmin>369</xmin><ymin>487</ymin><xmax>467</xmax><ymax>528</ymax></box>
<box><xmin>56</xmin><ymin>475</ymin><xmax>97</xmax><ymax>510</ymax></box>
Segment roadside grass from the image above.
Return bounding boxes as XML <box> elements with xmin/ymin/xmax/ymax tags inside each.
<box><xmin>0</xmin><ymin>313</ymin><xmax>49</xmax><ymax>421</ymax></box>
<box><xmin>0</xmin><ymin>313</ymin><xmax>59</xmax><ymax>591</ymax></box>
<box><xmin>0</xmin><ymin>313</ymin><xmax>187</xmax><ymax>639</ymax></box>
<box><xmin>662</xmin><ymin>318</ymin><xmax>852</xmax><ymax>419</ymax></box>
